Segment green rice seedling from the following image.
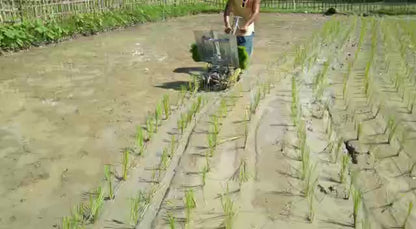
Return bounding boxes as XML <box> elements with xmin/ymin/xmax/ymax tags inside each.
<box><xmin>304</xmin><ymin>163</ymin><xmax>317</xmax><ymax>198</ymax></box>
<box><xmin>136</xmin><ymin>126</ymin><xmax>144</xmax><ymax>155</ymax></box>
<box><xmin>250</xmin><ymin>89</ymin><xmax>261</xmax><ymax>114</ymax></box>
<box><xmin>162</xmin><ymin>94</ymin><xmax>170</xmax><ymax>120</ymax></box>
<box><xmin>356</xmin><ymin>122</ymin><xmax>362</xmax><ymax>141</ymax></box>
<box><xmin>70</xmin><ymin>204</ymin><xmax>85</xmax><ymax>225</ymax></box>
<box><xmin>243</xmin><ymin>119</ymin><xmax>248</xmax><ymax>148</ymax></box>
<box><xmin>184</xmin><ymin>189</ymin><xmax>196</xmax><ymax>226</ymax></box>
<box><xmin>201</xmin><ymin>165</ymin><xmax>209</xmax><ymax>186</ymax></box>
<box><xmin>170</xmin><ymin>135</ymin><xmax>176</xmax><ymax>157</ymax></box>
<box><xmin>88</xmin><ymin>186</ymin><xmax>104</xmax><ymax>223</ymax></box>
<box><xmin>146</xmin><ymin>117</ymin><xmax>155</xmax><ymax>140</ymax></box>
<box><xmin>362</xmin><ymin>203</ymin><xmax>371</xmax><ymax>229</ymax></box>
<box><xmin>192</xmin><ymin>76</ymin><xmax>200</xmax><ymax>95</ymax></box>
<box><xmin>221</xmin><ymin>184</ymin><xmax>236</xmax><ymax>229</ymax></box>
<box><xmin>61</xmin><ymin>216</ymin><xmax>72</xmax><ymax>229</ymax></box>
<box><xmin>403</xmin><ymin>201</ymin><xmax>413</xmax><ymax>229</ymax></box>
<box><xmin>387</xmin><ymin>120</ymin><xmax>398</xmax><ymax>144</ymax></box>
<box><xmin>220</xmin><ymin>99</ymin><xmax>228</xmax><ymax>118</ymax></box>
<box><xmin>130</xmin><ymin>195</ymin><xmax>141</xmax><ymax>226</ymax></box>
<box><xmin>340</xmin><ymin>154</ymin><xmax>350</xmax><ymax>184</ymax></box>
<box><xmin>352</xmin><ymin>187</ymin><xmax>362</xmax><ymax>228</ymax></box>
<box><xmin>301</xmin><ymin>146</ymin><xmax>311</xmax><ymax>181</ymax></box>
<box><xmin>195</xmin><ymin>95</ymin><xmax>202</xmax><ymax>113</ymax></box>
<box><xmin>179</xmin><ymin>85</ymin><xmax>187</xmax><ymax>105</ymax></box>
<box><xmin>104</xmin><ymin>165</ymin><xmax>114</xmax><ymax>199</ymax></box>
<box><xmin>211</xmin><ymin>115</ymin><xmax>220</xmax><ymax>134</ymax></box>
<box><xmin>168</xmin><ymin>213</ymin><xmax>176</xmax><ymax>229</ymax></box>
<box><xmin>205</xmin><ymin>151</ymin><xmax>211</xmax><ymax>171</ymax></box>
<box><xmin>160</xmin><ymin>147</ymin><xmax>169</xmax><ymax>170</ymax></box>
<box><xmin>155</xmin><ymin>102</ymin><xmax>163</xmax><ymax>131</ymax></box>
<box><xmin>207</xmin><ymin>132</ymin><xmax>217</xmax><ymax>157</ymax></box>
<box><xmin>307</xmin><ymin>183</ymin><xmax>316</xmax><ymax>223</ymax></box>
<box><xmin>238</xmin><ymin>159</ymin><xmax>249</xmax><ymax>185</ymax></box>
<box><xmin>122</xmin><ymin>150</ymin><xmax>130</xmax><ymax>181</ymax></box>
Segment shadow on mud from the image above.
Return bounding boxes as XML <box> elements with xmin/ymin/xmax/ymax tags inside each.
<box><xmin>155</xmin><ymin>80</ymin><xmax>189</xmax><ymax>90</ymax></box>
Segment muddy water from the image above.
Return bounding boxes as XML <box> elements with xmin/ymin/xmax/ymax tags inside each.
<box><xmin>0</xmin><ymin>13</ymin><xmax>325</xmax><ymax>228</ymax></box>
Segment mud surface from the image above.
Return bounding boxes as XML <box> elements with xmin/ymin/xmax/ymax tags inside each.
<box><xmin>0</xmin><ymin>13</ymin><xmax>325</xmax><ymax>228</ymax></box>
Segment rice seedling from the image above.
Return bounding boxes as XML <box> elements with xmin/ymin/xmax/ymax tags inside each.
<box><xmin>167</xmin><ymin>212</ymin><xmax>176</xmax><ymax>229</ymax></box>
<box><xmin>201</xmin><ymin>165</ymin><xmax>209</xmax><ymax>186</ymax></box>
<box><xmin>243</xmin><ymin>119</ymin><xmax>248</xmax><ymax>148</ymax></box>
<box><xmin>155</xmin><ymin>102</ymin><xmax>163</xmax><ymax>131</ymax></box>
<box><xmin>195</xmin><ymin>95</ymin><xmax>202</xmax><ymax>113</ymax></box>
<box><xmin>211</xmin><ymin>115</ymin><xmax>220</xmax><ymax>135</ymax></box>
<box><xmin>184</xmin><ymin>189</ymin><xmax>196</xmax><ymax>226</ymax></box>
<box><xmin>162</xmin><ymin>94</ymin><xmax>170</xmax><ymax>120</ymax></box>
<box><xmin>70</xmin><ymin>204</ymin><xmax>85</xmax><ymax>225</ymax></box>
<box><xmin>104</xmin><ymin>165</ymin><xmax>114</xmax><ymax>199</ymax></box>
<box><xmin>170</xmin><ymin>135</ymin><xmax>176</xmax><ymax>157</ymax></box>
<box><xmin>307</xmin><ymin>184</ymin><xmax>316</xmax><ymax>223</ymax></box>
<box><xmin>301</xmin><ymin>144</ymin><xmax>310</xmax><ymax>180</ymax></box>
<box><xmin>352</xmin><ymin>186</ymin><xmax>362</xmax><ymax>228</ymax></box>
<box><xmin>356</xmin><ymin>122</ymin><xmax>362</xmax><ymax>141</ymax></box>
<box><xmin>250</xmin><ymin>89</ymin><xmax>261</xmax><ymax>114</ymax></box>
<box><xmin>339</xmin><ymin>154</ymin><xmax>350</xmax><ymax>184</ymax></box>
<box><xmin>160</xmin><ymin>147</ymin><xmax>169</xmax><ymax>170</ymax></box>
<box><xmin>179</xmin><ymin>85</ymin><xmax>187</xmax><ymax>105</ymax></box>
<box><xmin>304</xmin><ymin>163</ymin><xmax>318</xmax><ymax>198</ymax></box>
<box><xmin>238</xmin><ymin>159</ymin><xmax>249</xmax><ymax>185</ymax></box>
<box><xmin>333</xmin><ymin>138</ymin><xmax>343</xmax><ymax>163</ymax></box>
<box><xmin>61</xmin><ymin>217</ymin><xmax>72</xmax><ymax>229</ymax></box>
<box><xmin>205</xmin><ymin>151</ymin><xmax>211</xmax><ymax>171</ymax></box>
<box><xmin>87</xmin><ymin>186</ymin><xmax>104</xmax><ymax>223</ymax></box>
<box><xmin>221</xmin><ymin>184</ymin><xmax>236</xmax><ymax>229</ymax></box>
<box><xmin>403</xmin><ymin>201</ymin><xmax>413</xmax><ymax>229</ymax></box>
<box><xmin>146</xmin><ymin>117</ymin><xmax>155</xmax><ymax>140</ymax></box>
<box><xmin>136</xmin><ymin>126</ymin><xmax>144</xmax><ymax>155</ymax></box>
<box><xmin>220</xmin><ymin>99</ymin><xmax>228</xmax><ymax>118</ymax></box>
<box><xmin>387</xmin><ymin>119</ymin><xmax>398</xmax><ymax>144</ymax></box>
<box><xmin>207</xmin><ymin>132</ymin><xmax>217</xmax><ymax>157</ymax></box>
<box><xmin>130</xmin><ymin>194</ymin><xmax>141</xmax><ymax>226</ymax></box>
<box><xmin>122</xmin><ymin>150</ymin><xmax>130</xmax><ymax>181</ymax></box>
<box><xmin>362</xmin><ymin>203</ymin><xmax>371</xmax><ymax>229</ymax></box>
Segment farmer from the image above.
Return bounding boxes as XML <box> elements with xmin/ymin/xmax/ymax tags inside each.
<box><xmin>223</xmin><ymin>0</ymin><xmax>260</xmax><ymax>56</ymax></box>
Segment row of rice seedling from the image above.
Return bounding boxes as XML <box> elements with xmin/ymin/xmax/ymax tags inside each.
<box><xmin>60</xmin><ymin>80</ymin><xmax>202</xmax><ymax>228</ymax></box>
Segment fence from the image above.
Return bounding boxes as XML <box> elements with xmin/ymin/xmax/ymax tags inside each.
<box><xmin>1</xmin><ymin>0</ymin><xmax>415</xmax><ymax>24</ymax></box>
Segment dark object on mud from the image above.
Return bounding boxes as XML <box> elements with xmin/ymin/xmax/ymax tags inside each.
<box><xmin>190</xmin><ymin>43</ymin><xmax>201</xmax><ymax>62</ymax></box>
<box><xmin>324</xmin><ymin>8</ymin><xmax>337</xmax><ymax>16</ymax></box>
<box><xmin>344</xmin><ymin>141</ymin><xmax>358</xmax><ymax>164</ymax></box>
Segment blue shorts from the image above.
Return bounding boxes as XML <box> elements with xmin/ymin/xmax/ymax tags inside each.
<box><xmin>237</xmin><ymin>33</ymin><xmax>254</xmax><ymax>56</ymax></box>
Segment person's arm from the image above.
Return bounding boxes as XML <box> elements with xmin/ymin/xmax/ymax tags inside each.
<box><xmin>224</xmin><ymin>0</ymin><xmax>232</xmax><ymax>33</ymax></box>
<box><xmin>240</xmin><ymin>0</ymin><xmax>260</xmax><ymax>33</ymax></box>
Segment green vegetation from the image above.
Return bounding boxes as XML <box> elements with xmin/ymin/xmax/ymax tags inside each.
<box><xmin>403</xmin><ymin>202</ymin><xmax>413</xmax><ymax>229</ymax></box>
<box><xmin>184</xmin><ymin>189</ymin><xmax>196</xmax><ymax>226</ymax></box>
<box><xmin>122</xmin><ymin>150</ymin><xmax>130</xmax><ymax>181</ymax></box>
<box><xmin>162</xmin><ymin>94</ymin><xmax>170</xmax><ymax>120</ymax></box>
<box><xmin>0</xmin><ymin>4</ymin><xmax>221</xmax><ymax>52</ymax></box>
<box><xmin>104</xmin><ymin>165</ymin><xmax>114</xmax><ymax>199</ymax></box>
<box><xmin>87</xmin><ymin>187</ymin><xmax>105</xmax><ymax>223</ymax></box>
<box><xmin>221</xmin><ymin>184</ymin><xmax>237</xmax><ymax>229</ymax></box>
<box><xmin>238</xmin><ymin>46</ymin><xmax>249</xmax><ymax>70</ymax></box>
<box><xmin>339</xmin><ymin>154</ymin><xmax>349</xmax><ymax>184</ymax></box>
<box><xmin>352</xmin><ymin>187</ymin><xmax>362</xmax><ymax>228</ymax></box>
<box><xmin>136</xmin><ymin>126</ymin><xmax>144</xmax><ymax>155</ymax></box>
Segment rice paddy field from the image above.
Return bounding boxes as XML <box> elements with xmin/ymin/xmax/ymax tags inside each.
<box><xmin>0</xmin><ymin>11</ymin><xmax>416</xmax><ymax>229</ymax></box>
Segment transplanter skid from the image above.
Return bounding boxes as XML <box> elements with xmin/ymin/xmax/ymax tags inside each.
<box><xmin>193</xmin><ymin>17</ymin><xmax>243</xmax><ymax>90</ymax></box>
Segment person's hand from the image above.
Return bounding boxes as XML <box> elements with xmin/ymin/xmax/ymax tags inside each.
<box><xmin>224</xmin><ymin>26</ymin><xmax>232</xmax><ymax>34</ymax></box>
<box><xmin>239</xmin><ymin>26</ymin><xmax>248</xmax><ymax>34</ymax></box>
